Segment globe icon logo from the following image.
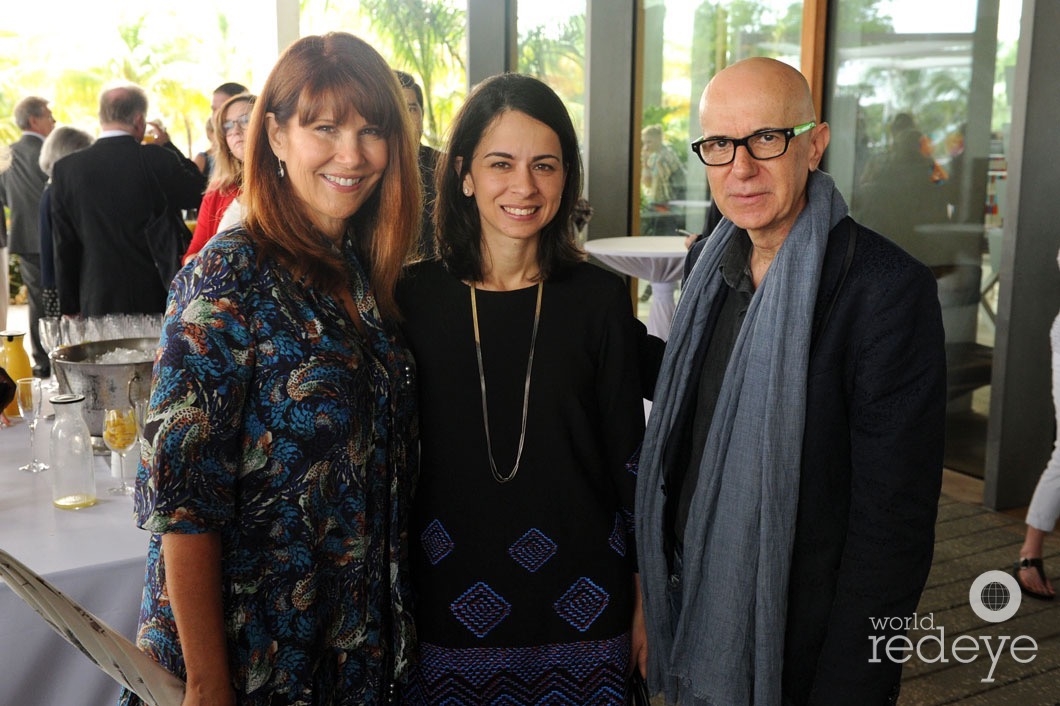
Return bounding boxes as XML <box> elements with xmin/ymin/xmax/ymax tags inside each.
<box><xmin>969</xmin><ymin>570</ymin><xmax>1021</xmax><ymax>622</ymax></box>
<box><xmin>980</xmin><ymin>581</ymin><xmax>1010</xmax><ymax>612</ymax></box>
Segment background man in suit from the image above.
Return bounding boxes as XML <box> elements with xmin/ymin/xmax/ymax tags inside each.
<box><xmin>636</xmin><ymin>58</ymin><xmax>946</xmax><ymax>705</ymax></box>
<box><xmin>0</xmin><ymin>96</ymin><xmax>54</xmax><ymax>375</ymax></box>
<box><xmin>51</xmin><ymin>84</ymin><xmax>205</xmax><ymax>317</ymax></box>
<box><xmin>395</xmin><ymin>70</ymin><xmax>440</xmax><ymax>257</ymax></box>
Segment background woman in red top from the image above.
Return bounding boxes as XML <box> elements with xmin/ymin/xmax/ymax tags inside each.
<box><xmin>183</xmin><ymin>93</ymin><xmax>255</xmax><ymax>264</ymax></box>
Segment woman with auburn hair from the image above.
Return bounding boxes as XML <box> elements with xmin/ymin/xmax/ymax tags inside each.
<box><xmin>182</xmin><ymin>92</ymin><xmax>255</xmax><ymax>264</ymax></box>
<box><xmin>397</xmin><ymin>73</ymin><xmax>647</xmax><ymax>704</ymax></box>
<box><xmin>121</xmin><ymin>32</ymin><xmax>421</xmax><ymax>706</ymax></box>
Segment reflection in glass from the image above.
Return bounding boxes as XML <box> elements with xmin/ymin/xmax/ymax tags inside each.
<box><xmin>825</xmin><ymin>0</ymin><xmax>1021</xmax><ymax>478</ymax></box>
<box><xmin>637</xmin><ymin>1</ymin><xmax>803</xmax><ymax>240</ymax></box>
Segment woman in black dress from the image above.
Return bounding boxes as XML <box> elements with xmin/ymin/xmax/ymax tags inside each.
<box><xmin>398</xmin><ymin>74</ymin><xmax>647</xmax><ymax>704</ymax></box>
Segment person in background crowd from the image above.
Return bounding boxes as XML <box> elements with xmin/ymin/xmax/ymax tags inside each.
<box><xmin>395</xmin><ymin>70</ymin><xmax>441</xmax><ymax>258</ymax></box>
<box><xmin>119</xmin><ymin>32</ymin><xmax>420</xmax><ymax>706</ymax></box>
<box><xmin>637</xmin><ymin>57</ymin><xmax>946</xmax><ymax>706</ymax></box>
<box><xmin>192</xmin><ymin>117</ymin><xmax>216</xmax><ymax>178</ymax></box>
<box><xmin>397</xmin><ymin>73</ymin><xmax>646</xmax><ymax>704</ymax></box>
<box><xmin>37</xmin><ymin>126</ymin><xmax>94</xmax><ymax>318</ymax></box>
<box><xmin>193</xmin><ymin>82</ymin><xmax>248</xmax><ymax>183</ymax></box>
<box><xmin>0</xmin><ymin>96</ymin><xmax>55</xmax><ymax>376</ymax></box>
<box><xmin>1013</xmin><ymin>252</ymin><xmax>1060</xmax><ymax>602</ymax></box>
<box><xmin>211</xmin><ymin>81</ymin><xmax>249</xmax><ymax>114</ymax></box>
<box><xmin>50</xmin><ymin>84</ymin><xmax>205</xmax><ymax>317</ymax></box>
<box><xmin>183</xmin><ymin>93</ymin><xmax>255</xmax><ymax>264</ymax></box>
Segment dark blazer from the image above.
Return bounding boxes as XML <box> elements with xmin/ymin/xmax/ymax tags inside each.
<box><xmin>50</xmin><ymin>135</ymin><xmax>204</xmax><ymax>316</ymax></box>
<box><xmin>688</xmin><ymin>218</ymin><xmax>946</xmax><ymax>706</ymax></box>
<box><xmin>0</xmin><ymin>133</ymin><xmax>47</xmax><ymax>254</ymax></box>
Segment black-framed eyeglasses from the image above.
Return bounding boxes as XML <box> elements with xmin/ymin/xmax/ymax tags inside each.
<box><xmin>222</xmin><ymin>114</ymin><xmax>251</xmax><ymax>135</ymax></box>
<box><xmin>691</xmin><ymin>121</ymin><xmax>816</xmax><ymax>166</ymax></box>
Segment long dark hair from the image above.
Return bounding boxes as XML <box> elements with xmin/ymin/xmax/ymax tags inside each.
<box><xmin>435</xmin><ymin>73</ymin><xmax>584</xmax><ymax>282</ymax></box>
<box><xmin>242</xmin><ymin>32</ymin><xmax>420</xmax><ymax>319</ymax></box>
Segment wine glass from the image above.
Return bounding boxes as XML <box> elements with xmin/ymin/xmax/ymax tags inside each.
<box><xmin>103</xmin><ymin>407</ymin><xmax>138</xmax><ymax>495</ymax></box>
<box><xmin>38</xmin><ymin>316</ymin><xmax>62</xmax><ymax>395</ymax></box>
<box><xmin>16</xmin><ymin>377</ymin><xmax>48</xmax><ymax>473</ymax></box>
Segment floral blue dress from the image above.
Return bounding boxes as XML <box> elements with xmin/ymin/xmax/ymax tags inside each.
<box><xmin>119</xmin><ymin>228</ymin><xmax>418</xmax><ymax>706</ymax></box>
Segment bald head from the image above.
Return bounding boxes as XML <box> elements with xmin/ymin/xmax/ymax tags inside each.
<box><xmin>700</xmin><ymin>57</ymin><xmax>816</xmax><ymax>133</ymax></box>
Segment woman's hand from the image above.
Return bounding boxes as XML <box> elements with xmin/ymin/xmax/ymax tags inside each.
<box><xmin>631</xmin><ymin>573</ymin><xmax>648</xmax><ymax>677</ymax></box>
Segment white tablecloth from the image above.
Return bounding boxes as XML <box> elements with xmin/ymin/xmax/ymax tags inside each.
<box><xmin>0</xmin><ymin>418</ymin><xmax>148</xmax><ymax>706</ymax></box>
<box><xmin>584</xmin><ymin>236</ymin><xmax>687</xmax><ymax>340</ymax></box>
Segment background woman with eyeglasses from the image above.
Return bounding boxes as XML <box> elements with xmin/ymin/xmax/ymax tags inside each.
<box><xmin>182</xmin><ymin>93</ymin><xmax>255</xmax><ymax>264</ymax></box>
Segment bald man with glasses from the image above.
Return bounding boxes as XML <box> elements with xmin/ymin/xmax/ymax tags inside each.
<box><xmin>636</xmin><ymin>57</ymin><xmax>946</xmax><ymax>705</ymax></box>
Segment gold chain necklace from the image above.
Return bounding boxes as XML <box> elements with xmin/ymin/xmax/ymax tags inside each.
<box><xmin>470</xmin><ymin>281</ymin><xmax>543</xmax><ymax>483</ymax></box>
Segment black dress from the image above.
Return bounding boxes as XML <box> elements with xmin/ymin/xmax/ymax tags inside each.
<box><xmin>397</xmin><ymin>259</ymin><xmax>645</xmax><ymax>705</ymax></box>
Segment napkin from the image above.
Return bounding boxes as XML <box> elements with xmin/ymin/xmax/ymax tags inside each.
<box><xmin>0</xmin><ymin>549</ymin><xmax>185</xmax><ymax>706</ymax></box>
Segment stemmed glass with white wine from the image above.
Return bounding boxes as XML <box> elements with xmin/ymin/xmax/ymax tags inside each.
<box><xmin>102</xmin><ymin>406</ymin><xmax>137</xmax><ymax>495</ymax></box>
<box><xmin>15</xmin><ymin>377</ymin><xmax>48</xmax><ymax>473</ymax></box>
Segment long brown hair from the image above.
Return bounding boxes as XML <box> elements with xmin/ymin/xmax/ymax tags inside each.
<box><xmin>209</xmin><ymin>93</ymin><xmax>255</xmax><ymax>192</ymax></box>
<box><xmin>242</xmin><ymin>32</ymin><xmax>420</xmax><ymax>319</ymax></box>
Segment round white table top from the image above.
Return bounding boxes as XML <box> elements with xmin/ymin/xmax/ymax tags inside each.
<box><xmin>0</xmin><ymin>418</ymin><xmax>148</xmax><ymax>578</ymax></box>
<box><xmin>585</xmin><ymin>235</ymin><xmax>687</xmax><ymax>258</ymax></box>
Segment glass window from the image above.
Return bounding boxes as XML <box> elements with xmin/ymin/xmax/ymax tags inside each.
<box><xmin>517</xmin><ymin>0</ymin><xmax>588</xmax><ymax>146</ymax></box>
<box><xmin>638</xmin><ymin>0</ymin><xmax>803</xmax><ymax>239</ymax></box>
<box><xmin>825</xmin><ymin>0</ymin><xmax>1021</xmax><ymax>477</ymax></box>
<box><xmin>302</xmin><ymin>0</ymin><xmax>469</xmax><ymax>150</ymax></box>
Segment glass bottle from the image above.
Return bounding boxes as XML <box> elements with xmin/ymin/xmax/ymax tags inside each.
<box><xmin>50</xmin><ymin>394</ymin><xmax>97</xmax><ymax>510</ymax></box>
<box><xmin>0</xmin><ymin>330</ymin><xmax>33</xmax><ymax>417</ymax></box>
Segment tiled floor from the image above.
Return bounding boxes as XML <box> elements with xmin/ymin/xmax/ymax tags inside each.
<box><xmin>899</xmin><ymin>472</ymin><xmax>1060</xmax><ymax>705</ymax></box>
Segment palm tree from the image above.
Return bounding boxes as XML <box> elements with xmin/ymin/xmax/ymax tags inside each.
<box><xmin>354</xmin><ymin>0</ymin><xmax>466</xmax><ymax>145</ymax></box>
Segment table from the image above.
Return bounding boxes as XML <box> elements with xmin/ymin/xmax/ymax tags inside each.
<box><xmin>584</xmin><ymin>236</ymin><xmax>688</xmax><ymax>340</ymax></box>
<box><xmin>0</xmin><ymin>419</ymin><xmax>148</xmax><ymax>706</ymax></box>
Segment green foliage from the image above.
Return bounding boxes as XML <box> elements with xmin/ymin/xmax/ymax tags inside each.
<box><xmin>354</xmin><ymin>0</ymin><xmax>466</xmax><ymax>147</ymax></box>
<box><xmin>8</xmin><ymin>251</ymin><xmax>23</xmax><ymax>303</ymax></box>
<box><xmin>519</xmin><ymin>14</ymin><xmax>587</xmax><ymax>139</ymax></box>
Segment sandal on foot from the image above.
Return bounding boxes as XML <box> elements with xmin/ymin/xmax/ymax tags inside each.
<box><xmin>1014</xmin><ymin>558</ymin><xmax>1055</xmax><ymax>601</ymax></box>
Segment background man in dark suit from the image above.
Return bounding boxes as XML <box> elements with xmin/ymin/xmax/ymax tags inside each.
<box><xmin>0</xmin><ymin>96</ymin><xmax>54</xmax><ymax>375</ymax></box>
<box><xmin>395</xmin><ymin>70</ymin><xmax>440</xmax><ymax>258</ymax></box>
<box><xmin>51</xmin><ymin>84</ymin><xmax>205</xmax><ymax>317</ymax></box>
<box><xmin>637</xmin><ymin>58</ymin><xmax>946</xmax><ymax>705</ymax></box>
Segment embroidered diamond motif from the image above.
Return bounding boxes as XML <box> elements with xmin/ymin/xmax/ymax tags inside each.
<box><xmin>450</xmin><ymin>582</ymin><xmax>512</xmax><ymax>638</ymax></box>
<box><xmin>553</xmin><ymin>577</ymin><xmax>609</xmax><ymax>632</ymax></box>
<box><xmin>421</xmin><ymin>519</ymin><xmax>455</xmax><ymax>565</ymax></box>
<box><xmin>608</xmin><ymin>513</ymin><xmax>626</xmax><ymax>557</ymax></box>
<box><xmin>508</xmin><ymin>528</ymin><xmax>558</xmax><ymax>573</ymax></box>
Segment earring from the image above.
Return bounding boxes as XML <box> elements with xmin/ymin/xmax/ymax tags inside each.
<box><xmin>462</xmin><ymin>185</ymin><xmax>471</xmax><ymax>196</ymax></box>
<box><xmin>277</xmin><ymin>160</ymin><xmax>286</xmax><ymax>178</ymax></box>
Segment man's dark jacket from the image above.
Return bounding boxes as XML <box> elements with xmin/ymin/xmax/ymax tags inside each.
<box><xmin>685</xmin><ymin>217</ymin><xmax>946</xmax><ymax>705</ymax></box>
<box><xmin>50</xmin><ymin>135</ymin><xmax>204</xmax><ymax>317</ymax></box>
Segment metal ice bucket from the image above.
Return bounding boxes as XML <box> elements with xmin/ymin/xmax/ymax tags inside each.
<box><xmin>52</xmin><ymin>338</ymin><xmax>156</xmax><ymax>437</ymax></box>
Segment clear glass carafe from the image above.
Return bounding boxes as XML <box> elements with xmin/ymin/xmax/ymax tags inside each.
<box><xmin>49</xmin><ymin>394</ymin><xmax>97</xmax><ymax>510</ymax></box>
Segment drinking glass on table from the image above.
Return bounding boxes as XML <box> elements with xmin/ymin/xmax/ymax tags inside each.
<box><xmin>16</xmin><ymin>377</ymin><xmax>48</xmax><ymax>473</ymax></box>
<box><xmin>38</xmin><ymin>317</ymin><xmax>61</xmax><ymax>393</ymax></box>
<box><xmin>102</xmin><ymin>406</ymin><xmax>137</xmax><ymax>495</ymax></box>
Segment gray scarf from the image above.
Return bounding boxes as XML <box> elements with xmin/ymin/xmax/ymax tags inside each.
<box><xmin>636</xmin><ymin>170</ymin><xmax>849</xmax><ymax>704</ymax></box>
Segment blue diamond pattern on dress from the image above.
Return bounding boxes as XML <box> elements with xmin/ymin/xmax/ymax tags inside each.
<box><xmin>508</xmin><ymin>527</ymin><xmax>558</xmax><ymax>573</ymax></box>
<box><xmin>450</xmin><ymin>582</ymin><xmax>512</xmax><ymax>638</ymax></box>
<box><xmin>608</xmin><ymin>513</ymin><xmax>626</xmax><ymax>557</ymax></box>
<box><xmin>422</xmin><ymin>518</ymin><xmax>455</xmax><ymax>565</ymax></box>
<box><xmin>553</xmin><ymin>577</ymin><xmax>610</xmax><ymax>632</ymax></box>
